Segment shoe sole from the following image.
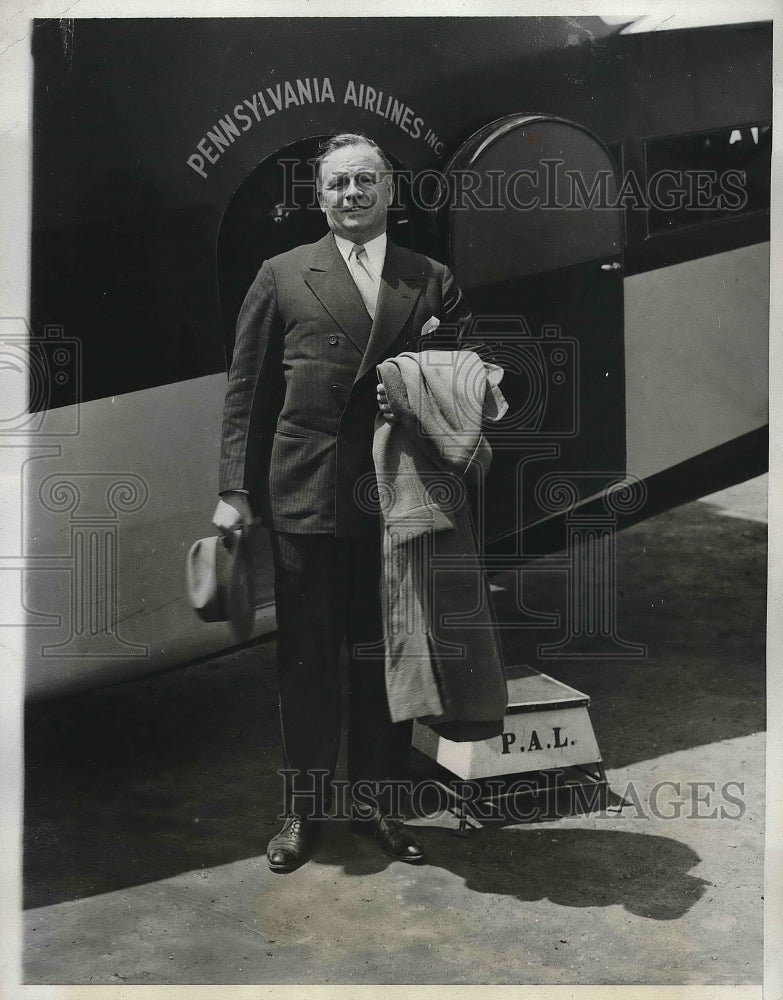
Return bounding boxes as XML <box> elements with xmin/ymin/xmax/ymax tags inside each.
<box><xmin>268</xmin><ymin>861</ymin><xmax>301</xmax><ymax>874</ymax></box>
<box><xmin>384</xmin><ymin>852</ymin><xmax>426</xmax><ymax>864</ymax></box>
<box><xmin>350</xmin><ymin>826</ymin><xmax>426</xmax><ymax>864</ymax></box>
<box><xmin>267</xmin><ymin>851</ymin><xmax>310</xmax><ymax>874</ymax></box>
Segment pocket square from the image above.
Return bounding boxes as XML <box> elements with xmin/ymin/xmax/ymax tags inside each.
<box><xmin>421</xmin><ymin>316</ymin><xmax>440</xmax><ymax>337</ymax></box>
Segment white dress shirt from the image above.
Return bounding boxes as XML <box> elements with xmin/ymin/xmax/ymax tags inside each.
<box><xmin>334</xmin><ymin>232</ymin><xmax>387</xmax><ymax>285</ymax></box>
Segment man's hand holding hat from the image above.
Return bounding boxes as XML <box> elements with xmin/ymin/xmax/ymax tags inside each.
<box><xmin>213</xmin><ymin>490</ymin><xmax>253</xmax><ymax>535</ymax></box>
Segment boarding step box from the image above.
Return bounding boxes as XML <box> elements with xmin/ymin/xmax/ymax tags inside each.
<box><xmin>411</xmin><ymin>666</ymin><xmax>607</xmax><ymax>828</ymax></box>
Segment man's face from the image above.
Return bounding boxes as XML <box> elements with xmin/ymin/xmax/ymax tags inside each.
<box><xmin>317</xmin><ymin>143</ymin><xmax>394</xmax><ymax>244</ymax></box>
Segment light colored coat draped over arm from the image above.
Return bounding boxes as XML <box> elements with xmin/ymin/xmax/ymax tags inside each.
<box><xmin>373</xmin><ymin>350</ymin><xmax>509</xmax><ymax>741</ymax></box>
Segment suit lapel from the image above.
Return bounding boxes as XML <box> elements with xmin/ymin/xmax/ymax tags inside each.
<box><xmin>355</xmin><ymin>241</ymin><xmax>423</xmax><ymax>382</ymax></box>
<box><xmin>303</xmin><ymin>233</ymin><xmax>372</xmax><ymax>355</ymax></box>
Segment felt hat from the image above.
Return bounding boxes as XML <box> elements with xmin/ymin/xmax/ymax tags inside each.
<box><xmin>186</xmin><ymin>529</ymin><xmax>256</xmax><ymax>641</ymax></box>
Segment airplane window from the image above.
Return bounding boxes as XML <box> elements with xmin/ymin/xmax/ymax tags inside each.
<box><xmin>645</xmin><ymin>123</ymin><xmax>771</xmax><ymax>236</ymax></box>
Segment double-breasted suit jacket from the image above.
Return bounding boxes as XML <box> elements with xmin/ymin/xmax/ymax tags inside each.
<box><xmin>219</xmin><ymin>231</ymin><xmax>472</xmax><ymax>537</ymax></box>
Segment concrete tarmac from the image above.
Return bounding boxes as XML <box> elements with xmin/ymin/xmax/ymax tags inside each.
<box><xmin>23</xmin><ymin>475</ymin><xmax>767</xmax><ymax>985</ymax></box>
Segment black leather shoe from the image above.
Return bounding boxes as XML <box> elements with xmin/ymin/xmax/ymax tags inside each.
<box><xmin>267</xmin><ymin>815</ymin><xmax>318</xmax><ymax>874</ymax></box>
<box><xmin>351</xmin><ymin>814</ymin><xmax>425</xmax><ymax>864</ymax></box>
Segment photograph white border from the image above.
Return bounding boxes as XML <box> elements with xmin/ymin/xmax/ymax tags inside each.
<box><xmin>0</xmin><ymin>2</ymin><xmax>778</xmax><ymax>998</ymax></box>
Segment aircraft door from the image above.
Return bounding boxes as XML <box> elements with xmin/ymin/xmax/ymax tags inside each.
<box><xmin>444</xmin><ymin>115</ymin><xmax>625</xmax><ymax>550</ymax></box>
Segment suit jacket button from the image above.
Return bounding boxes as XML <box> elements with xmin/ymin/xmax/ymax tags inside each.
<box><xmin>328</xmin><ymin>334</ymin><xmax>339</xmax><ymax>346</ymax></box>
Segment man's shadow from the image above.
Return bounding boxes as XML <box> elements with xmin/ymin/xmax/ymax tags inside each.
<box><xmin>313</xmin><ymin>821</ymin><xmax>709</xmax><ymax>921</ymax></box>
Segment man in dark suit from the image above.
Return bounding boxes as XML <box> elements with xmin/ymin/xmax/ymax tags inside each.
<box><xmin>213</xmin><ymin>133</ymin><xmax>471</xmax><ymax>873</ymax></box>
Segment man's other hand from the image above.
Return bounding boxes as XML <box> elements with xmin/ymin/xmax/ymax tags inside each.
<box><xmin>212</xmin><ymin>492</ymin><xmax>252</xmax><ymax>535</ymax></box>
<box><xmin>376</xmin><ymin>382</ymin><xmax>397</xmax><ymax>423</ymax></box>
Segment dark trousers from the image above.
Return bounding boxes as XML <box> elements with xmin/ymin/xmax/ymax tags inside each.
<box><xmin>270</xmin><ymin>530</ymin><xmax>412</xmax><ymax>818</ymax></box>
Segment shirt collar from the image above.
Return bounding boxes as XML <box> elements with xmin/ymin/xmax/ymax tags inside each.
<box><xmin>334</xmin><ymin>231</ymin><xmax>387</xmax><ymax>277</ymax></box>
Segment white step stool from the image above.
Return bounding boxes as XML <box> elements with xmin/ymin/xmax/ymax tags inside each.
<box><xmin>411</xmin><ymin>666</ymin><xmax>607</xmax><ymax>832</ymax></box>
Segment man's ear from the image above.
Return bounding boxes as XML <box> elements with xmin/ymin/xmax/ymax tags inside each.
<box><xmin>384</xmin><ymin>174</ymin><xmax>395</xmax><ymax>206</ymax></box>
<box><xmin>316</xmin><ymin>187</ymin><xmax>326</xmax><ymax>212</ymax></box>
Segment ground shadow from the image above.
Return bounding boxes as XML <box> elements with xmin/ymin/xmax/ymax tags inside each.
<box><xmin>24</xmin><ymin>639</ymin><xmax>285</xmax><ymax>909</ymax></box>
<box><xmin>313</xmin><ymin>821</ymin><xmax>709</xmax><ymax>921</ymax></box>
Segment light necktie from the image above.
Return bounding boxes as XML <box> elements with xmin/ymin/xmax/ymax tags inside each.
<box><xmin>349</xmin><ymin>244</ymin><xmax>378</xmax><ymax>319</ymax></box>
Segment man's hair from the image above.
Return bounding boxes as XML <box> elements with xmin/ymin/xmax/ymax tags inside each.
<box><xmin>314</xmin><ymin>133</ymin><xmax>394</xmax><ymax>190</ymax></box>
